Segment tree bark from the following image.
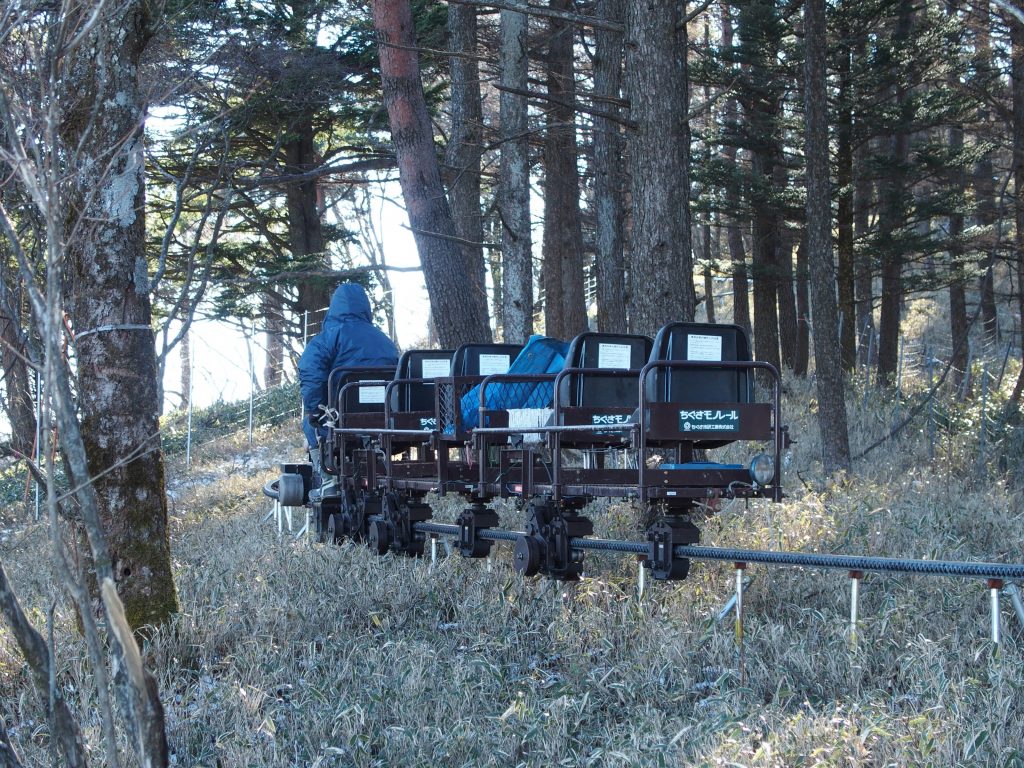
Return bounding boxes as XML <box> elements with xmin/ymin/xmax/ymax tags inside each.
<box><xmin>542</xmin><ymin>0</ymin><xmax>588</xmax><ymax>338</ymax></box>
<box><xmin>285</xmin><ymin>117</ymin><xmax>331</xmax><ymax>314</ymax></box>
<box><xmin>62</xmin><ymin>0</ymin><xmax>178</xmax><ymax>629</ymax></box>
<box><xmin>738</xmin><ymin>0</ymin><xmax>782</xmax><ymax>373</ymax></box>
<box><xmin>262</xmin><ymin>291</ymin><xmax>284</xmax><ymax>387</ymax></box>
<box><xmin>835</xmin><ymin>26</ymin><xmax>857</xmax><ymax>370</ymax></box>
<box><xmin>624</xmin><ymin>0</ymin><xmax>695</xmax><ymax>334</ymax></box>
<box><xmin>1012</xmin><ymin>12</ymin><xmax>1024</xmax><ymax>401</ymax></box>
<box><xmin>876</xmin><ymin>4</ymin><xmax>914</xmax><ymax>385</ymax></box>
<box><xmin>974</xmin><ymin>2</ymin><xmax>999</xmax><ymax>346</ymax></box>
<box><xmin>721</xmin><ymin>2</ymin><xmax>751</xmax><ymax>337</ymax></box>
<box><xmin>777</xmin><ymin>214</ymin><xmax>799</xmax><ymax>370</ymax></box>
<box><xmin>853</xmin><ymin>138</ymin><xmax>874</xmax><ymax>365</ymax></box>
<box><xmin>498</xmin><ymin>7</ymin><xmax>533</xmax><ymax>343</ymax></box>
<box><xmin>794</xmin><ymin>234</ymin><xmax>809</xmax><ymax>377</ymax></box>
<box><xmin>179</xmin><ymin>325</ymin><xmax>191</xmax><ymax>410</ymax></box>
<box><xmin>0</xmin><ymin>308</ymin><xmax>36</xmax><ymax>456</ymax></box>
<box><xmin>592</xmin><ymin>0</ymin><xmax>627</xmax><ymax>333</ymax></box>
<box><xmin>372</xmin><ymin>0</ymin><xmax>492</xmax><ymax>347</ymax></box>
<box><xmin>0</xmin><ymin>562</ymin><xmax>86</xmax><ymax>768</ymax></box>
<box><xmin>947</xmin><ymin>0</ymin><xmax>968</xmax><ymax>393</ymax></box>
<box><xmin>804</xmin><ymin>0</ymin><xmax>851</xmax><ymax>474</ymax></box>
<box><xmin>446</xmin><ymin>0</ymin><xmax>488</xmax><ymax>331</ymax></box>
<box><xmin>703</xmin><ymin>220</ymin><xmax>716</xmax><ymax>323</ymax></box>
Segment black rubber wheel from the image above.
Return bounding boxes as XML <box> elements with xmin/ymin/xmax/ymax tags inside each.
<box><xmin>278</xmin><ymin>473</ymin><xmax>305</xmax><ymax>507</ymax></box>
<box><xmin>326</xmin><ymin>513</ymin><xmax>345</xmax><ymax>545</ymax></box>
<box><xmin>513</xmin><ymin>536</ymin><xmax>542</xmax><ymax>577</ymax></box>
<box><xmin>368</xmin><ymin>520</ymin><xmax>391</xmax><ymax>556</ymax></box>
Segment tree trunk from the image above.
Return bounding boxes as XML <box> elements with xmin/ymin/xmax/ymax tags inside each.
<box><xmin>0</xmin><ymin>308</ymin><xmax>37</xmax><ymax>456</ymax></box>
<box><xmin>372</xmin><ymin>0</ymin><xmax>492</xmax><ymax>348</ymax></box>
<box><xmin>975</xmin><ymin>2</ymin><xmax>999</xmax><ymax>346</ymax></box>
<box><xmin>285</xmin><ymin>117</ymin><xmax>331</xmax><ymax>315</ymax></box>
<box><xmin>179</xmin><ymin>327</ymin><xmax>191</xmax><ymax>410</ymax></box>
<box><xmin>776</xmin><ymin>216</ymin><xmax>799</xmax><ymax>370</ymax></box>
<box><xmin>947</xmin><ymin>0</ymin><xmax>968</xmax><ymax>393</ymax></box>
<box><xmin>487</xmin><ymin>222</ymin><xmax>505</xmax><ymax>336</ymax></box>
<box><xmin>794</xmin><ymin>234</ymin><xmax>809</xmax><ymax>377</ymax></box>
<box><xmin>750</xmin><ymin>170</ymin><xmax>781</xmax><ymax>373</ymax></box>
<box><xmin>446</xmin><ymin>1</ymin><xmax>488</xmax><ymax>328</ymax></box>
<box><xmin>721</xmin><ymin>2</ymin><xmax>750</xmax><ymax>337</ymax></box>
<box><xmin>62</xmin><ymin>0</ymin><xmax>178</xmax><ymax>629</ymax></box>
<box><xmin>804</xmin><ymin>0</ymin><xmax>851</xmax><ymax>474</ymax></box>
<box><xmin>853</xmin><ymin>139</ymin><xmax>874</xmax><ymax>365</ymax></box>
<box><xmin>738</xmin><ymin>0</ymin><xmax>782</xmax><ymax>373</ymax></box>
<box><xmin>542</xmin><ymin>0</ymin><xmax>588</xmax><ymax>339</ymax></box>
<box><xmin>624</xmin><ymin>0</ymin><xmax>695</xmax><ymax>334</ymax></box>
<box><xmin>703</xmin><ymin>220</ymin><xmax>716</xmax><ymax>324</ymax></box>
<box><xmin>498</xmin><ymin>7</ymin><xmax>533</xmax><ymax>343</ymax></box>
<box><xmin>728</xmin><ymin>225</ymin><xmax>751</xmax><ymax>336</ymax></box>
<box><xmin>1012</xmin><ymin>13</ymin><xmax>1024</xmax><ymax>401</ymax></box>
<box><xmin>262</xmin><ymin>292</ymin><xmax>284</xmax><ymax>387</ymax></box>
<box><xmin>592</xmin><ymin>0</ymin><xmax>627</xmax><ymax>333</ymax></box>
<box><xmin>876</xmin><ymin>5</ymin><xmax>914</xmax><ymax>386</ymax></box>
<box><xmin>835</xmin><ymin>28</ymin><xmax>857</xmax><ymax>370</ymax></box>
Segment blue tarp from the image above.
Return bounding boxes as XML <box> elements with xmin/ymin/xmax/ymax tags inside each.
<box><xmin>459</xmin><ymin>335</ymin><xmax>569</xmax><ymax>430</ymax></box>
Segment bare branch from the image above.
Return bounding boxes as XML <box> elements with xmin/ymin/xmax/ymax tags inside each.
<box><xmin>447</xmin><ymin>0</ymin><xmax>623</xmax><ymax>32</ymax></box>
<box><xmin>0</xmin><ymin>561</ymin><xmax>88</xmax><ymax>768</ymax></box>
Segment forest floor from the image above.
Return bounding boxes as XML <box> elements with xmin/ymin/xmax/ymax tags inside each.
<box><xmin>2</xmin><ymin>355</ymin><xmax>1024</xmax><ymax>767</ymax></box>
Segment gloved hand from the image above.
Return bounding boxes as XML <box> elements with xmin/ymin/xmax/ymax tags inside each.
<box><xmin>307</xmin><ymin>412</ymin><xmax>321</xmax><ymax>427</ymax></box>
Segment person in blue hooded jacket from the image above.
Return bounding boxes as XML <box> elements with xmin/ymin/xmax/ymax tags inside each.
<box><xmin>298</xmin><ymin>283</ymin><xmax>399</xmax><ymax>451</ymax></box>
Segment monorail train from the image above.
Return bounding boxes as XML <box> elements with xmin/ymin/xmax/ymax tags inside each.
<box><xmin>268</xmin><ymin>322</ymin><xmax>791</xmax><ymax>582</ymax></box>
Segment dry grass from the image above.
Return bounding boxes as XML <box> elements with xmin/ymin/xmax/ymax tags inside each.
<box><xmin>2</xmin><ymin>362</ymin><xmax>1024</xmax><ymax>767</ymax></box>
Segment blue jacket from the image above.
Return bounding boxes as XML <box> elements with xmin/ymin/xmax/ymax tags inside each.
<box><xmin>298</xmin><ymin>284</ymin><xmax>399</xmax><ymax>415</ymax></box>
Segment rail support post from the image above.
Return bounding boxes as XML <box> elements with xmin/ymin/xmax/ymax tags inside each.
<box><xmin>735</xmin><ymin>562</ymin><xmax>746</xmax><ymax>685</ymax></box>
<box><xmin>637</xmin><ymin>555</ymin><xmax>647</xmax><ymax>601</ymax></box>
<box><xmin>989</xmin><ymin>578</ymin><xmax>1003</xmax><ymax>647</ymax></box>
<box><xmin>849</xmin><ymin>570</ymin><xmax>863</xmax><ymax>651</ymax></box>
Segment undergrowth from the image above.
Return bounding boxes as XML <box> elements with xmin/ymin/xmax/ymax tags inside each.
<box><xmin>1</xmin><ymin>365</ymin><xmax>1023</xmax><ymax>767</ymax></box>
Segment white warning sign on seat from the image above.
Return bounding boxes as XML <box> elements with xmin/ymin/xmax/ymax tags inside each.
<box><xmin>597</xmin><ymin>342</ymin><xmax>632</xmax><ymax>369</ymax></box>
<box><xmin>478</xmin><ymin>354</ymin><xmax>511</xmax><ymax>375</ymax></box>
<box><xmin>359</xmin><ymin>385</ymin><xmax>386</xmax><ymax>404</ymax></box>
<box><xmin>687</xmin><ymin>334</ymin><xmax>722</xmax><ymax>361</ymax></box>
<box><xmin>421</xmin><ymin>358</ymin><xmax>451</xmax><ymax>379</ymax></box>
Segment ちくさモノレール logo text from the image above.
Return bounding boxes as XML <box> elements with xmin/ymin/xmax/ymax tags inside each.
<box><xmin>679</xmin><ymin>409</ymin><xmax>740</xmax><ymax>432</ymax></box>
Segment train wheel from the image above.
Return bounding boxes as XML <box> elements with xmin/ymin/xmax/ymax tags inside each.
<box><xmin>368</xmin><ymin>519</ymin><xmax>391</xmax><ymax>556</ymax></box>
<box><xmin>327</xmin><ymin>513</ymin><xmax>345</xmax><ymax>545</ymax></box>
<box><xmin>513</xmin><ymin>536</ymin><xmax>542</xmax><ymax>577</ymax></box>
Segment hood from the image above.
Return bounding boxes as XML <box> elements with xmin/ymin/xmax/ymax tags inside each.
<box><xmin>326</xmin><ymin>284</ymin><xmax>372</xmax><ymax>323</ymax></box>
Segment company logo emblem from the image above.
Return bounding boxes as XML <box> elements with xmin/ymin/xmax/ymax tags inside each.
<box><xmin>419</xmin><ymin>417</ymin><xmax>437</xmax><ymax>429</ymax></box>
<box><xmin>678</xmin><ymin>409</ymin><xmax>740</xmax><ymax>432</ymax></box>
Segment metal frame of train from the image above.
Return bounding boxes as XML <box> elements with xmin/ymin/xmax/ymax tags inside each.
<box><xmin>268</xmin><ymin>322</ymin><xmax>793</xmax><ymax>582</ymax></box>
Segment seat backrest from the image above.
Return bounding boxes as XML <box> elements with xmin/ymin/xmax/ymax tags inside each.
<box><xmin>450</xmin><ymin>343</ymin><xmax>523</xmax><ymax>378</ymax></box>
<box><xmin>559</xmin><ymin>332</ymin><xmax>653</xmax><ymax>407</ymax></box>
<box><xmin>333</xmin><ymin>367</ymin><xmax>394</xmax><ymax>414</ymax></box>
<box><xmin>391</xmin><ymin>349</ymin><xmax>454</xmax><ymax>412</ymax></box>
<box><xmin>646</xmin><ymin>322</ymin><xmax>752</xmax><ymax>404</ymax></box>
